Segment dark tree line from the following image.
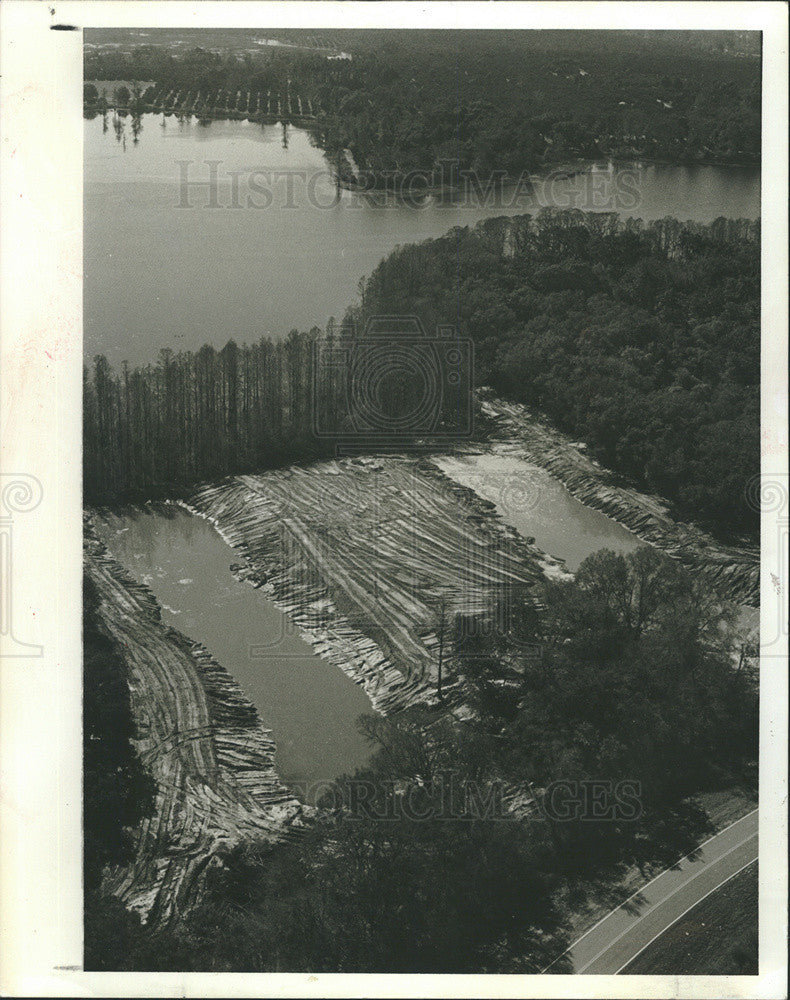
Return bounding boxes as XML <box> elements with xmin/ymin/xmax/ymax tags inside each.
<box><xmin>84</xmin><ymin>331</ymin><xmax>339</xmax><ymax>501</ymax></box>
<box><xmin>352</xmin><ymin>211</ymin><xmax>760</xmax><ymax>537</ymax></box>
<box><xmin>85</xmin><ymin>29</ymin><xmax>760</xmax><ymax>188</ymax></box>
<box><xmin>84</xmin><ymin>321</ymin><xmax>469</xmax><ymax>502</ymax></box>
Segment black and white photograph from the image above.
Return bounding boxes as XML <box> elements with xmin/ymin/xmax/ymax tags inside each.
<box><xmin>0</xmin><ymin>2</ymin><xmax>787</xmax><ymax>996</ymax></box>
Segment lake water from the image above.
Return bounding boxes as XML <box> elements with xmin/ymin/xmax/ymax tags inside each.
<box><xmin>94</xmin><ymin>505</ymin><xmax>374</xmax><ymax>788</ymax></box>
<box><xmin>434</xmin><ymin>451</ymin><xmax>643</xmax><ymax>572</ymax></box>
<box><xmin>85</xmin><ymin>113</ymin><xmax>760</xmax><ymax>367</ymax></box>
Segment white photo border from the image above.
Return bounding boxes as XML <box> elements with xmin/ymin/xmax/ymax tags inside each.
<box><xmin>0</xmin><ymin>2</ymin><xmax>786</xmax><ymax>997</ymax></box>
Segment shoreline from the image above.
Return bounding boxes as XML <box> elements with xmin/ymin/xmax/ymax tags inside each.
<box><xmin>84</xmin><ymin>515</ymin><xmax>307</xmax><ymax>925</ymax></box>
<box><xmin>332</xmin><ymin>153</ymin><xmax>760</xmax><ymax>197</ymax></box>
<box><xmin>83</xmin><ymin>104</ymin><xmax>759</xmax><ymax>193</ymax></box>
<box><xmin>476</xmin><ymin>392</ymin><xmax>759</xmax><ymax>609</ymax></box>
<box><xmin>83</xmin><ymin>103</ymin><xmax>319</xmax><ymax>129</ymax></box>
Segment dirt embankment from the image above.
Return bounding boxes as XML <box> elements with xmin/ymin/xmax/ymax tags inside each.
<box><xmin>185</xmin><ymin>455</ymin><xmax>558</xmax><ymax>716</ymax></box>
<box><xmin>84</xmin><ymin>517</ymin><xmax>306</xmax><ymax>925</ymax></box>
<box><xmin>479</xmin><ymin>393</ymin><xmax>759</xmax><ymax>608</ymax></box>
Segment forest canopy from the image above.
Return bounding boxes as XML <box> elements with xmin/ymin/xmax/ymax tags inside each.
<box><xmin>351</xmin><ymin>211</ymin><xmax>760</xmax><ymax>537</ymax></box>
<box><xmin>84</xmin><ymin>29</ymin><xmax>761</xmax><ymax>186</ymax></box>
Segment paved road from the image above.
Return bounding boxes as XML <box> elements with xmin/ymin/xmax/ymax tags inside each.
<box><xmin>547</xmin><ymin>809</ymin><xmax>758</xmax><ymax>974</ymax></box>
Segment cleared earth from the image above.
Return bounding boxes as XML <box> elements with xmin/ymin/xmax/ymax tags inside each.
<box><xmin>86</xmin><ymin>455</ymin><xmax>557</xmax><ymax>920</ymax></box>
<box><xmin>84</xmin><ymin>519</ymin><xmax>306</xmax><ymax>923</ymax></box>
<box><xmin>186</xmin><ymin>456</ymin><xmax>557</xmax><ymax>715</ymax></box>
<box><xmin>86</xmin><ymin>441</ymin><xmax>758</xmax><ymax>927</ymax></box>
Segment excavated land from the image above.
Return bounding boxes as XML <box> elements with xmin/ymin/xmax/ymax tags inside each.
<box><xmin>185</xmin><ymin>455</ymin><xmax>561</xmax><ymax>715</ymax></box>
<box><xmin>85</xmin><ymin>422</ymin><xmax>757</xmax><ymax>924</ymax></box>
<box><xmin>479</xmin><ymin>393</ymin><xmax>759</xmax><ymax>608</ymax></box>
<box><xmin>84</xmin><ymin>518</ymin><xmax>307</xmax><ymax>925</ymax></box>
<box><xmin>85</xmin><ymin>457</ymin><xmax>560</xmax><ymax>920</ymax></box>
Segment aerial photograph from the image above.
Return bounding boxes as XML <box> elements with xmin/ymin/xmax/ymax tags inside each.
<box><xmin>82</xmin><ymin>26</ymin><xmax>761</xmax><ymax>975</ymax></box>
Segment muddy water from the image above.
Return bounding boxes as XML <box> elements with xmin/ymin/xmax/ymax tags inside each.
<box><xmin>434</xmin><ymin>451</ymin><xmax>643</xmax><ymax>572</ymax></box>
<box><xmin>95</xmin><ymin>505</ymin><xmax>374</xmax><ymax>787</ymax></box>
<box><xmin>435</xmin><ymin>451</ymin><xmax>759</xmax><ymax>641</ymax></box>
<box><xmin>85</xmin><ymin>113</ymin><xmax>759</xmax><ymax>367</ymax></box>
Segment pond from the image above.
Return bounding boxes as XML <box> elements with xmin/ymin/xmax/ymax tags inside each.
<box><xmin>94</xmin><ymin>505</ymin><xmax>375</xmax><ymax>789</ymax></box>
<box><xmin>434</xmin><ymin>451</ymin><xmax>643</xmax><ymax>572</ymax></box>
<box><xmin>435</xmin><ymin>450</ymin><xmax>759</xmax><ymax>642</ymax></box>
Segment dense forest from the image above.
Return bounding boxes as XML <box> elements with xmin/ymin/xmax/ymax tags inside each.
<box><xmin>85</xmin><ymin>212</ymin><xmax>760</xmax><ymax>539</ymax></box>
<box><xmin>350</xmin><ymin>211</ymin><xmax>760</xmax><ymax>537</ymax></box>
<box><xmin>84</xmin><ymin>29</ymin><xmax>761</xmax><ymax>187</ymax></box>
<box><xmin>88</xmin><ymin>547</ymin><xmax>757</xmax><ymax>971</ymax></box>
<box><xmin>84</xmin><ymin>331</ymin><xmax>334</xmax><ymax>502</ymax></box>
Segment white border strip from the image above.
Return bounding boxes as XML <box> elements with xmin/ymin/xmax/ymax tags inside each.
<box><xmin>0</xmin><ymin>3</ymin><xmax>786</xmax><ymax>998</ymax></box>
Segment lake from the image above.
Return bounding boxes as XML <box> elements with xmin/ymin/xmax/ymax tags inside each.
<box><xmin>84</xmin><ymin>113</ymin><xmax>760</xmax><ymax>367</ymax></box>
<box><xmin>94</xmin><ymin>505</ymin><xmax>375</xmax><ymax>789</ymax></box>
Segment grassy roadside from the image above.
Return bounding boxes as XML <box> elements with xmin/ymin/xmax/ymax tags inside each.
<box><xmin>621</xmin><ymin>860</ymin><xmax>758</xmax><ymax>975</ymax></box>
<box><xmin>561</xmin><ymin>785</ymin><xmax>758</xmax><ymax>944</ymax></box>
